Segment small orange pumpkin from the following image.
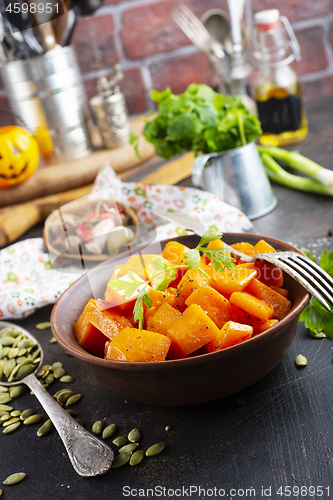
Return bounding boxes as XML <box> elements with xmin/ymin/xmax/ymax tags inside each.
<box><xmin>0</xmin><ymin>126</ymin><xmax>39</xmax><ymax>189</ymax></box>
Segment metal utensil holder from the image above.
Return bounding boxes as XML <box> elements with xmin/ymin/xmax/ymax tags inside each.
<box><xmin>1</xmin><ymin>46</ymin><xmax>93</xmax><ymax>163</ymax></box>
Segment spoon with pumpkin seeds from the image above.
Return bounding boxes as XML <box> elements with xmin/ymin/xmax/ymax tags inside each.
<box><xmin>0</xmin><ymin>321</ymin><xmax>114</xmax><ymax>476</ymax></box>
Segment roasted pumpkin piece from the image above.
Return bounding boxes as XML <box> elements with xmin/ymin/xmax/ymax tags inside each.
<box><xmin>208</xmin><ymin>321</ymin><xmax>253</xmax><ymax>352</ymax></box>
<box><xmin>74</xmin><ymin>305</ymin><xmax>108</xmax><ymax>357</ymax></box>
<box><xmin>143</xmin><ymin>288</ymin><xmax>177</xmax><ymax>325</ymax></box>
<box><xmin>173</xmin><ymin>269</ymin><xmax>211</xmax><ymax>312</ymax></box>
<box><xmin>85</xmin><ymin>299</ymin><xmax>133</xmax><ymax>339</ymax></box>
<box><xmin>231</xmin><ymin>242</ymin><xmax>255</xmax><ymax>256</ymax></box>
<box><xmin>185</xmin><ymin>285</ymin><xmax>232</xmax><ymax>328</ymax></box>
<box><xmin>114</xmin><ymin>254</ymin><xmax>160</xmax><ymax>281</ymax></box>
<box><xmin>211</xmin><ymin>267</ymin><xmax>258</xmax><ymax>298</ymax></box>
<box><xmin>104</xmin><ymin>327</ymin><xmax>171</xmax><ymax>362</ymax></box>
<box><xmin>147</xmin><ymin>302</ymin><xmax>182</xmax><ymax>336</ymax></box>
<box><xmin>256</xmin><ymin>319</ymin><xmax>279</xmax><ymax>333</ymax></box>
<box><xmin>253</xmin><ymin>239</ymin><xmax>276</xmax><ymax>254</ymax></box>
<box><xmin>230</xmin><ymin>291</ymin><xmax>275</xmax><ymax>321</ymax></box>
<box><xmin>166</xmin><ymin>303</ymin><xmax>220</xmax><ymax>359</ymax></box>
<box><xmin>105</xmin><ymin>271</ymin><xmax>145</xmax><ymax>315</ymax></box>
<box><xmin>245</xmin><ymin>279</ymin><xmax>291</xmax><ymax>320</ymax></box>
<box><xmin>270</xmin><ymin>286</ymin><xmax>289</xmax><ymax>298</ymax></box>
<box><xmin>253</xmin><ymin>261</ymin><xmax>284</xmax><ymax>288</ymax></box>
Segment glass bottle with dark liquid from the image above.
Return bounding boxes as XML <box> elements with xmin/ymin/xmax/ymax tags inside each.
<box><xmin>251</xmin><ymin>9</ymin><xmax>308</xmax><ymax>146</ymax></box>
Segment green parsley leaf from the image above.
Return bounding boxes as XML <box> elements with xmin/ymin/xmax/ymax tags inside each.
<box><xmin>197</xmin><ymin>229</ymin><xmax>223</xmax><ymax>248</ymax></box>
<box><xmin>150</xmin><ymin>256</ymin><xmax>172</xmax><ymax>272</ymax></box>
<box><xmin>133</xmin><ymin>289</ymin><xmax>148</xmax><ymax>330</ymax></box>
<box><xmin>300</xmin><ymin>299</ymin><xmax>333</xmax><ymax>337</ymax></box>
<box><xmin>201</xmin><ymin>247</ymin><xmax>236</xmax><ymax>271</ymax></box>
<box><xmin>184</xmin><ymin>248</ymin><xmax>200</xmax><ymax>270</ymax></box>
<box><xmin>319</xmin><ymin>249</ymin><xmax>333</xmax><ymax>278</ymax></box>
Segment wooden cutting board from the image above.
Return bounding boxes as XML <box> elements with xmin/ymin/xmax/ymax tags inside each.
<box><xmin>0</xmin><ymin>152</ymin><xmax>195</xmax><ymax>248</ymax></box>
<box><xmin>0</xmin><ymin>116</ymin><xmax>156</xmax><ymax>207</ymax></box>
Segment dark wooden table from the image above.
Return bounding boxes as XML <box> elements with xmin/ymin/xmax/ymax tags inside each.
<box><xmin>1</xmin><ymin>97</ymin><xmax>333</xmax><ymax>500</ymax></box>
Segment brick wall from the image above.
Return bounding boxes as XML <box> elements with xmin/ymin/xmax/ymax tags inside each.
<box><xmin>0</xmin><ymin>0</ymin><xmax>333</xmax><ymax>122</ymax></box>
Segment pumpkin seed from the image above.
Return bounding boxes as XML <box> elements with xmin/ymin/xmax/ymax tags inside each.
<box><xmin>1</xmin><ymin>336</ymin><xmax>14</xmax><ymax>346</ymax></box>
<box><xmin>0</xmin><ymin>393</ymin><xmax>12</xmax><ymax>405</ymax></box>
<box><xmin>60</xmin><ymin>375</ymin><xmax>74</xmax><ymax>383</ymax></box>
<box><xmin>0</xmin><ymin>364</ymin><xmax>3</xmax><ymax>381</ymax></box>
<box><xmin>112</xmin><ymin>435</ymin><xmax>128</xmax><ymax>447</ymax></box>
<box><xmin>20</xmin><ymin>408</ymin><xmax>34</xmax><ymax>421</ymax></box>
<box><xmin>17</xmin><ymin>339</ymin><xmax>31</xmax><ymax>349</ymax></box>
<box><xmin>3</xmin><ymin>417</ymin><xmax>20</xmax><ymax>427</ymax></box>
<box><xmin>295</xmin><ymin>354</ymin><xmax>307</xmax><ymax>366</ymax></box>
<box><xmin>51</xmin><ymin>361</ymin><xmax>63</xmax><ymax>371</ymax></box>
<box><xmin>145</xmin><ymin>442</ymin><xmax>164</xmax><ymax>456</ymax></box>
<box><xmin>119</xmin><ymin>443</ymin><xmax>139</xmax><ymax>454</ymax></box>
<box><xmin>31</xmin><ymin>348</ymin><xmax>41</xmax><ymax>361</ymax></box>
<box><xmin>50</xmin><ymin>337</ymin><xmax>57</xmax><ymax>344</ymax></box>
<box><xmin>53</xmin><ymin>388</ymin><xmax>69</xmax><ymax>398</ymax></box>
<box><xmin>0</xmin><ymin>347</ymin><xmax>10</xmax><ymax>359</ymax></box>
<box><xmin>53</xmin><ymin>367</ymin><xmax>65</xmax><ymax>379</ymax></box>
<box><xmin>128</xmin><ymin>428</ymin><xmax>141</xmax><ymax>443</ymax></box>
<box><xmin>102</xmin><ymin>424</ymin><xmax>117</xmax><ymax>439</ymax></box>
<box><xmin>3</xmin><ymin>421</ymin><xmax>21</xmax><ymax>433</ymax></box>
<box><xmin>36</xmin><ymin>369</ymin><xmax>45</xmax><ymax>378</ymax></box>
<box><xmin>17</xmin><ymin>348</ymin><xmax>27</xmax><ymax>357</ymax></box>
<box><xmin>0</xmin><ymin>488</ymin><xmax>2</xmax><ymax>495</ymax></box>
<box><xmin>0</xmin><ymin>411</ymin><xmax>9</xmax><ymax>417</ymax></box>
<box><xmin>0</xmin><ymin>404</ymin><xmax>13</xmax><ymax>411</ymax></box>
<box><xmin>129</xmin><ymin>450</ymin><xmax>145</xmax><ymax>466</ymax></box>
<box><xmin>7</xmin><ymin>347</ymin><xmax>19</xmax><ymax>359</ymax></box>
<box><xmin>37</xmin><ymin>419</ymin><xmax>53</xmax><ymax>437</ymax></box>
<box><xmin>10</xmin><ymin>410</ymin><xmax>20</xmax><ymax>417</ymax></box>
<box><xmin>16</xmin><ymin>363</ymin><xmax>35</xmax><ymax>380</ymax></box>
<box><xmin>65</xmin><ymin>394</ymin><xmax>81</xmax><ymax>406</ymax></box>
<box><xmin>44</xmin><ymin>374</ymin><xmax>55</xmax><ymax>385</ymax></box>
<box><xmin>111</xmin><ymin>452</ymin><xmax>131</xmax><ymax>469</ymax></box>
<box><xmin>0</xmin><ymin>328</ymin><xmax>14</xmax><ymax>336</ymax></box>
<box><xmin>92</xmin><ymin>420</ymin><xmax>103</xmax><ymax>435</ymax></box>
<box><xmin>23</xmin><ymin>414</ymin><xmax>43</xmax><ymax>425</ymax></box>
<box><xmin>3</xmin><ymin>359</ymin><xmax>16</xmax><ymax>378</ymax></box>
<box><xmin>9</xmin><ymin>385</ymin><xmax>26</xmax><ymax>399</ymax></box>
<box><xmin>57</xmin><ymin>390</ymin><xmax>75</xmax><ymax>404</ymax></box>
<box><xmin>3</xmin><ymin>472</ymin><xmax>26</xmax><ymax>485</ymax></box>
<box><xmin>65</xmin><ymin>409</ymin><xmax>77</xmax><ymax>417</ymax></box>
<box><xmin>36</xmin><ymin>322</ymin><xmax>51</xmax><ymax>330</ymax></box>
<box><xmin>0</xmin><ymin>385</ymin><xmax>8</xmax><ymax>393</ymax></box>
<box><xmin>42</xmin><ymin>364</ymin><xmax>52</xmax><ymax>372</ymax></box>
<box><xmin>0</xmin><ymin>415</ymin><xmax>10</xmax><ymax>422</ymax></box>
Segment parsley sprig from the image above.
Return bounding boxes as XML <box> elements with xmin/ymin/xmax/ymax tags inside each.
<box><xmin>299</xmin><ymin>248</ymin><xmax>333</xmax><ymax>337</ymax></box>
<box><xmin>108</xmin><ymin>230</ymin><xmax>235</xmax><ymax>329</ymax></box>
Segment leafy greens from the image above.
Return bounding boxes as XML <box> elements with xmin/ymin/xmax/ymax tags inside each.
<box><xmin>132</xmin><ymin>84</ymin><xmax>262</xmax><ymax>160</ymax></box>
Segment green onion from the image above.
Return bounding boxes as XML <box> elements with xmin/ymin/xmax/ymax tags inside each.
<box><xmin>257</xmin><ymin>145</ymin><xmax>333</xmax><ymax>188</ymax></box>
<box><xmin>260</xmin><ymin>152</ymin><xmax>333</xmax><ymax>196</ymax></box>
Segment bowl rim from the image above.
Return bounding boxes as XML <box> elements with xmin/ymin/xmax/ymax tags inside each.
<box><xmin>51</xmin><ymin>232</ymin><xmax>310</xmax><ymax>371</ymax></box>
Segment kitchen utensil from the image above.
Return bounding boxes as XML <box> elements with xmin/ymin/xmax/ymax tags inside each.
<box><xmin>1</xmin><ymin>46</ymin><xmax>92</xmax><ymax>163</ymax></box>
<box><xmin>0</xmin><ymin>320</ymin><xmax>113</xmax><ymax>476</ymax></box>
<box><xmin>171</xmin><ymin>4</ymin><xmax>228</xmax><ymax>93</ymax></box>
<box><xmin>156</xmin><ymin>212</ymin><xmax>333</xmax><ymax>312</ymax></box>
<box><xmin>51</xmin><ymin>233</ymin><xmax>310</xmax><ymax>406</ymax></box>
<box><xmin>191</xmin><ymin>140</ymin><xmax>277</xmax><ymax>220</ymax></box>
<box><xmin>90</xmin><ymin>65</ymin><xmax>130</xmax><ymax>149</ymax></box>
<box><xmin>200</xmin><ymin>8</ymin><xmax>233</xmax><ymax>56</ymax></box>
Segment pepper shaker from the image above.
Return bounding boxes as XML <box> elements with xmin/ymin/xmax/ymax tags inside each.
<box><xmin>90</xmin><ymin>65</ymin><xmax>130</xmax><ymax>149</ymax></box>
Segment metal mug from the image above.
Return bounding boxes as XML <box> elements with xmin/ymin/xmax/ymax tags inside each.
<box><xmin>191</xmin><ymin>140</ymin><xmax>277</xmax><ymax>220</ymax></box>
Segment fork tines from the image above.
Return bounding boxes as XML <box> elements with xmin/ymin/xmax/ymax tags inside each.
<box><xmin>277</xmin><ymin>255</ymin><xmax>333</xmax><ymax>311</ymax></box>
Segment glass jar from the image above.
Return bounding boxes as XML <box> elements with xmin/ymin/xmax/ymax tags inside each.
<box><xmin>250</xmin><ymin>9</ymin><xmax>308</xmax><ymax>146</ymax></box>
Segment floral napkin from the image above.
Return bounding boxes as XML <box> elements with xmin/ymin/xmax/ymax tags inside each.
<box><xmin>0</xmin><ymin>164</ymin><xmax>252</xmax><ymax>320</ymax></box>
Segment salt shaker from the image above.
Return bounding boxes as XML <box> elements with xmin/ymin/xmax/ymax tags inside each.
<box><xmin>90</xmin><ymin>65</ymin><xmax>130</xmax><ymax>149</ymax></box>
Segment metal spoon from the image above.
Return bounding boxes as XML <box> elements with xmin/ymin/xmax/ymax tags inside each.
<box><xmin>0</xmin><ymin>320</ymin><xmax>114</xmax><ymax>477</ymax></box>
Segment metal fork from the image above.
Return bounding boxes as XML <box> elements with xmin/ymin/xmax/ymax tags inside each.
<box><xmin>157</xmin><ymin>211</ymin><xmax>333</xmax><ymax>312</ymax></box>
<box><xmin>171</xmin><ymin>4</ymin><xmax>228</xmax><ymax>92</ymax></box>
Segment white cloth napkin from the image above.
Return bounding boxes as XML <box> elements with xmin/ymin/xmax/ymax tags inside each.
<box><xmin>0</xmin><ymin>165</ymin><xmax>252</xmax><ymax>320</ymax></box>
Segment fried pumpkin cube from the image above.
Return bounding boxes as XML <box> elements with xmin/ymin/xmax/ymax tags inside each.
<box><xmin>185</xmin><ymin>285</ymin><xmax>232</xmax><ymax>328</ymax></box>
<box><xmin>166</xmin><ymin>303</ymin><xmax>220</xmax><ymax>359</ymax></box>
<box><xmin>245</xmin><ymin>279</ymin><xmax>291</xmax><ymax>320</ymax></box>
<box><xmin>208</xmin><ymin>321</ymin><xmax>253</xmax><ymax>352</ymax></box>
<box><xmin>104</xmin><ymin>327</ymin><xmax>171</xmax><ymax>362</ymax></box>
<box><xmin>173</xmin><ymin>268</ymin><xmax>211</xmax><ymax>312</ymax></box>
<box><xmin>147</xmin><ymin>302</ymin><xmax>182</xmax><ymax>336</ymax></box>
<box><xmin>230</xmin><ymin>291</ymin><xmax>275</xmax><ymax>321</ymax></box>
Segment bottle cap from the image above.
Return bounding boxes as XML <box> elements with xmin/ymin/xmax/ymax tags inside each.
<box><xmin>254</xmin><ymin>9</ymin><xmax>280</xmax><ymax>30</ymax></box>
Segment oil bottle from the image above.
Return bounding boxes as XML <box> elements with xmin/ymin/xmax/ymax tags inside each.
<box><xmin>250</xmin><ymin>9</ymin><xmax>308</xmax><ymax>146</ymax></box>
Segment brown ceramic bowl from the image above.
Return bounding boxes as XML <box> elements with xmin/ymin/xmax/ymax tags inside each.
<box><xmin>51</xmin><ymin>233</ymin><xmax>310</xmax><ymax>406</ymax></box>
